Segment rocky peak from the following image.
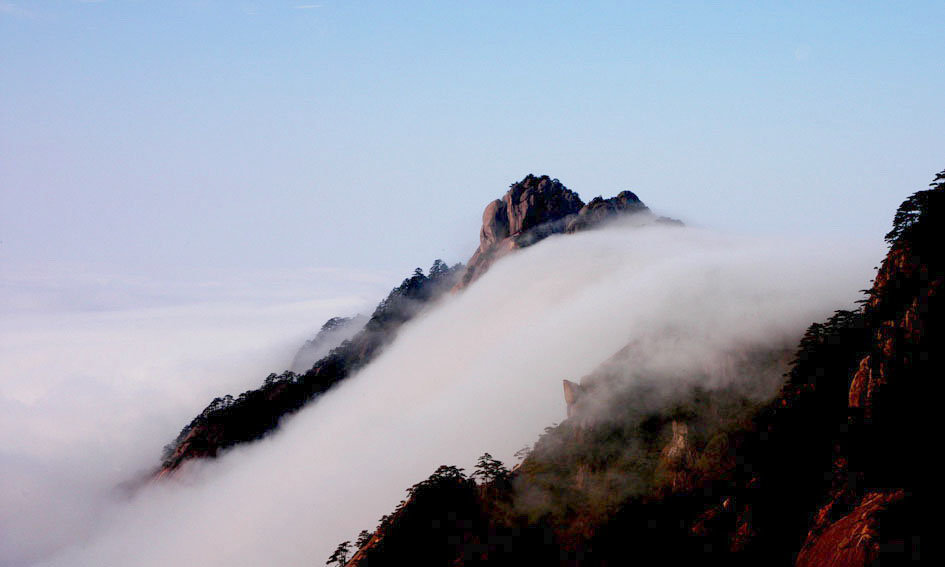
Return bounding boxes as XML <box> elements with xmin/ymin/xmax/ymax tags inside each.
<box><xmin>458</xmin><ymin>175</ymin><xmax>660</xmax><ymax>289</ymax></box>
<box><xmin>459</xmin><ymin>175</ymin><xmax>584</xmax><ymax>288</ymax></box>
<box><xmin>479</xmin><ymin>175</ymin><xmax>584</xmax><ymax>248</ymax></box>
<box><xmin>565</xmin><ymin>190</ymin><xmax>650</xmax><ymax>233</ymax></box>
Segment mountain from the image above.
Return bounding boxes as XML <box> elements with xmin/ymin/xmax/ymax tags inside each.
<box><xmin>157</xmin><ymin>175</ymin><xmax>661</xmax><ymax>475</ymax></box>
<box><xmin>332</xmin><ymin>170</ymin><xmax>940</xmax><ymax>566</ymax></box>
<box><xmin>155</xmin><ymin>170</ymin><xmax>934</xmax><ymax>565</ymax></box>
<box><xmin>457</xmin><ymin>174</ymin><xmax>676</xmax><ymax>289</ymax></box>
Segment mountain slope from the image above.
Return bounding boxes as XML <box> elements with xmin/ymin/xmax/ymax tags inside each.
<box><xmin>337</xmin><ymin>169</ymin><xmax>939</xmax><ymax>566</ymax></box>
<box><xmin>158</xmin><ymin>260</ymin><xmax>462</xmax><ymax>474</ymax></box>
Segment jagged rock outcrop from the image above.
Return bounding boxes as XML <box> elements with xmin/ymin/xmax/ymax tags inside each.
<box><xmin>458</xmin><ymin>175</ymin><xmax>584</xmax><ymax>288</ymax></box>
<box><xmin>457</xmin><ymin>175</ymin><xmax>663</xmax><ymax>289</ymax></box>
<box><xmin>564</xmin><ymin>191</ymin><xmax>649</xmax><ymax>233</ymax></box>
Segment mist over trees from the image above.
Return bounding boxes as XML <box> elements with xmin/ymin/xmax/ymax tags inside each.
<box><xmin>160</xmin><ymin>260</ymin><xmax>463</xmax><ymax>471</ymax></box>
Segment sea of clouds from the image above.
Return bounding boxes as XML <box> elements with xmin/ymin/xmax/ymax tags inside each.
<box><xmin>0</xmin><ymin>223</ymin><xmax>881</xmax><ymax>566</ymax></box>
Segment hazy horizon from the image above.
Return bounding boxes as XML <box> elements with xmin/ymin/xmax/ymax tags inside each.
<box><xmin>3</xmin><ymin>1</ymin><xmax>943</xmax><ymax>285</ymax></box>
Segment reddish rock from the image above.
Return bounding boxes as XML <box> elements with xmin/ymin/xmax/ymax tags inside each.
<box><xmin>656</xmin><ymin>421</ymin><xmax>697</xmax><ymax>492</ymax></box>
<box><xmin>792</xmin><ymin>176</ymin><xmax>943</xmax><ymax>566</ymax></box>
<box><xmin>562</xmin><ymin>379</ymin><xmax>584</xmax><ymax>418</ymax></box>
<box><xmin>457</xmin><ymin>175</ymin><xmax>583</xmax><ymax>288</ymax></box>
<box><xmin>795</xmin><ymin>490</ymin><xmax>906</xmax><ymax>567</ymax></box>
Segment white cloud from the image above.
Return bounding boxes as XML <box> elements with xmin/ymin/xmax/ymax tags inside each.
<box><xmin>4</xmin><ymin>223</ymin><xmax>879</xmax><ymax>566</ymax></box>
<box><xmin>0</xmin><ymin>269</ymin><xmax>381</xmax><ymax>565</ymax></box>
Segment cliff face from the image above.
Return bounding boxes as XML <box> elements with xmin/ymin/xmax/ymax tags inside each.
<box><xmin>793</xmin><ymin>175</ymin><xmax>943</xmax><ymax>566</ymax></box>
<box><xmin>658</xmin><ymin>176</ymin><xmax>940</xmax><ymax>566</ymax></box>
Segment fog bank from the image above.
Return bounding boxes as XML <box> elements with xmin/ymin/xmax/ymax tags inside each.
<box><xmin>0</xmin><ymin>270</ymin><xmax>380</xmax><ymax>567</ymax></box>
<box><xmin>7</xmin><ymin>224</ymin><xmax>880</xmax><ymax>566</ymax></box>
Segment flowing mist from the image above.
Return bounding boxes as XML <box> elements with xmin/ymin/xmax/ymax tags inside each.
<box><xmin>0</xmin><ymin>272</ymin><xmax>379</xmax><ymax>567</ymax></box>
<box><xmin>5</xmin><ymin>223</ymin><xmax>879</xmax><ymax>567</ymax></box>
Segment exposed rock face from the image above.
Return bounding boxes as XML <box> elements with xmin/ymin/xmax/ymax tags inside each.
<box><xmin>459</xmin><ymin>175</ymin><xmax>584</xmax><ymax>288</ymax></box>
<box><xmin>457</xmin><ymin>175</ymin><xmax>661</xmax><ymax>289</ymax></box>
<box><xmin>657</xmin><ymin>421</ymin><xmax>697</xmax><ymax>492</ymax></box>
<box><xmin>796</xmin><ymin>490</ymin><xmax>906</xmax><ymax>567</ymax></box>
<box><xmin>791</xmin><ymin>176</ymin><xmax>943</xmax><ymax>566</ymax></box>
<box><xmin>494</xmin><ymin>175</ymin><xmax>585</xmax><ymax>244</ymax></box>
<box><xmin>562</xmin><ymin>380</ymin><xmax>584</xmax><ymax>418</ymax></box>
<box><xmin>683</xmin><ymin>175</ymin><xmax>941</xmax><ymax>565</ymax></box>
<box><xmin>564</xmin><ymin>191</ymin><xmax>649</xmax><ymax>233</ymax></box>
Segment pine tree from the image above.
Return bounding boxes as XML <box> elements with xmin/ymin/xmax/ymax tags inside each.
<box><xmin>326</xmin><ymin>540</ymin><xmax>351</xmax><ymax>566</ymax></box>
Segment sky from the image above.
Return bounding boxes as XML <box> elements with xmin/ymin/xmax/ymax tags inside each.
<box><xmin>2</xmin><ymin>1</ymin><xmax>943</xmax><ymax>293</ymax></box>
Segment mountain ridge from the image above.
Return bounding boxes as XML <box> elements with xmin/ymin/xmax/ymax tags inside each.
<box><xmin>156</xmin><ymin>175</ymin><xmax>661</xmax><ymax>476</ymax></box>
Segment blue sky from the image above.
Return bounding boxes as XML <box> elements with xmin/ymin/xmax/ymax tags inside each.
<box><xmin>2</xmin><ymin>1</ymin><xmax>943</xmax><ymax>291</ymax></box>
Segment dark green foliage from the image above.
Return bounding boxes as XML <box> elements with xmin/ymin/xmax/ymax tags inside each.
<box><xmin>359</xmin><ymin>465</ymin><xmax>479</xmax><ymax>567</ymax></box>
<box><xmin>364</xmin><ymin>259</ymin><xmax>459</xmax><ymax>335</ymax></box>
<box><xmin>359</xmin><ymin>462</ymin><xmax>564</xmax><ymax>567</ymax></box>
<box><xmin>160</xmin><ymin>260</ymin><xmax>463</xmax><ymax>471</ymax></box>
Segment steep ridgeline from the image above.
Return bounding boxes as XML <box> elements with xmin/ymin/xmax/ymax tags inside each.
<box><xmin>158</xmin><ymin>260</ymin><xmax>461</xmax><ymax>475</ymax></box>
<box><xmin>457</xmin><ymin>174</ymin><xmax>676</xmax><ymax>289</ymax></box>
<box><xmin>337</xmin><ymin>170</ymin><xmax>940</xmax><ymax>566</ymax></box>
<box><xmin>157</xmin><ymin>175</ymin><xmax>667</xmax><ymax>476</ymax></box>
<box><xmin>791</xmin><ymin>173</ymin><xmax>942</xmax><ymax>566</ymax></box>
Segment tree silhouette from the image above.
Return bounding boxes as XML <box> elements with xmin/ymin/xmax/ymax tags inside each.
<box><xmin>355</xmin><ymin>529</ymin><xmax>372</xmax><ymax>548</ymax></box>
<box><xmin>326</xmin><ymin>540</ymin><xmax>351</xmax><ymax>566</ymax></box>
<box><xmin>471</xmin><ymin>452</ymin><xmax>510</xmax><ymax>484</ymax></box>
<box><xmin>429</xmin><ymin>258</ymin><xmax>450</xmax><ymax>278</ymax></box>
<box><xmin>885</xmin><ymin>168</ymin><xmax>945</xmax><ymax>245</ymax></box>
